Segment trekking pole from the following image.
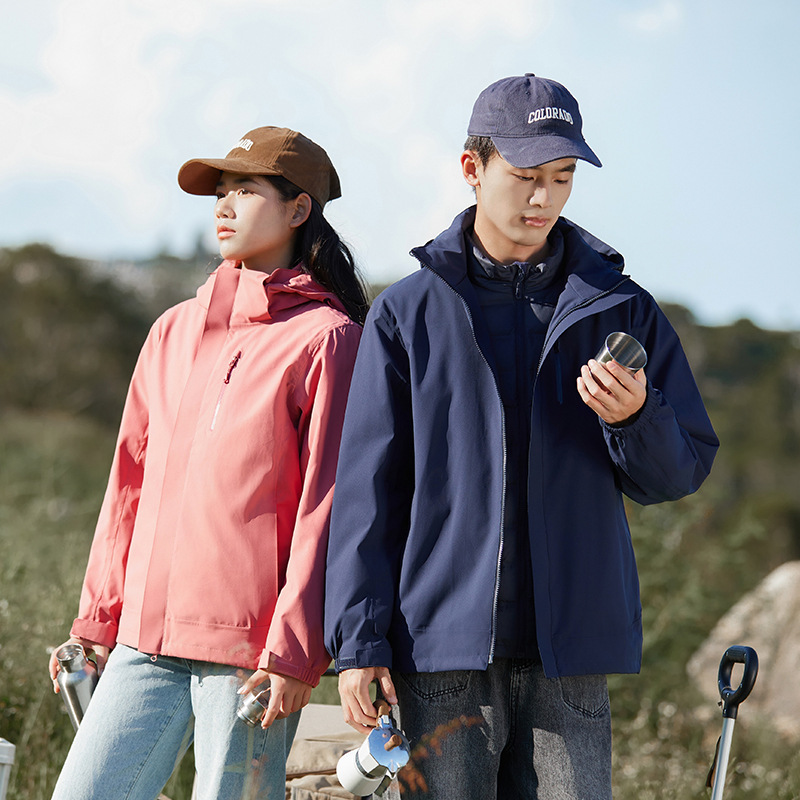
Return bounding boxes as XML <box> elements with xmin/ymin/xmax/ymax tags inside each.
<box><xmin>707</xmin><ymin>645</ymin><xmax>758</xmax><ymax>800</ymax></box>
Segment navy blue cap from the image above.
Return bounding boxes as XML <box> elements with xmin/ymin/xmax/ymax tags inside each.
<box><xmin>468</xmin><ymin>74</ymin><xmax>601</xmax><ymax>168</ymax></box>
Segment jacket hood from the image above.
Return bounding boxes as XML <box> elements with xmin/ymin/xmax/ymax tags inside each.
<box><xmin>411</xmin><ymin>207</ymin><xmax>625</xmax><ymax>292</ymax></box>
<box><xmin>196</xmin><ymin>260</ymin><xmax>347</xmax><ymax>323</ymax></box>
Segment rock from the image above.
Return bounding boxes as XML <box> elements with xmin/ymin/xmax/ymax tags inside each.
<box><xmin>686</xmin><ymin>561</ymin><xmax>800</xmax><ymax>740</ymax></box>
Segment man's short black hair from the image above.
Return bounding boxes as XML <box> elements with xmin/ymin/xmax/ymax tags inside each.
<box><xmin>463</xmin><ymin>135</ymin><xmax>497</xmax><ymax>167</ymax></box>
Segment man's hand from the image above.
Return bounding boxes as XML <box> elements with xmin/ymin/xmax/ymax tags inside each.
<box><xmin>338</xmin><ymin>667</ymin><xmax>397</xmax><ymax>733</ymax></box>
<box><xmin>49</xmin><ymin>637</ymin><xmax>110</xmax><ymax>692</ymax></box>
<box><xmin>239</xmin><ymin>669</ymin><xmax>312</xmax><ymax>729</ymax></box>
<box><xmin>577</xmin><ymin>359</ymin><xmax>647</xmax><ymax>426</ymax></box>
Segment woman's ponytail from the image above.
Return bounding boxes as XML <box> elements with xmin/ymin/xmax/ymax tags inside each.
<box><xmin>268</xmin><ymin>176</ymin><xmax>370</xmax><ymax>325</ymax></box>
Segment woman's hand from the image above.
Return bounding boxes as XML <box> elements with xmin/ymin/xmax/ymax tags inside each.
<box><xmin>48</xmin><ymin>637</ymin><xmax>110</xmax><ymax>692</ymax></box>
<box><xmin>577</xmin><ymin>359</ymin><xmax>647</xmax><ymax>426</ymax></box>
<box><xmin>239</xmin><ymin>669</ymin><xmax>312</xmax><ymax>729</ymax></box>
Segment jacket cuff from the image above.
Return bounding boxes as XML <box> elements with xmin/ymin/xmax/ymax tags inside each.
<box><xmin>600</xmin><ymin>382</ymin><xmax>658</xmax><ymax>433</ymax></box>
<box><xmin>258</xmin><ymin>650</ymin><xmax>327</xmax><ymax>688</ymax></box>
<box><xmin>70</xmin><ymin>618</ymin><xmax>118</xmax><ymax>650</ymax></box>
<box><xmin>333</xmin><ymin>644</ymin><xmax>394</xmax><ymax>673</ymax></box>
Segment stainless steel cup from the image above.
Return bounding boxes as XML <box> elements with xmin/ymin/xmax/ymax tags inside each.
<box><xmin>55</xmin><ymin>644</ymin><xmax>98</xmax><ymax>731</ymax></box>
<box><xmin>236</xmin><ymin>688</ymin><xmax>270</xmax><ymax>726</ymax></box>
<box><xmin>595</xmin><ymin>332</ymin><xmax>647</xmax><ymax>372</ymax></box>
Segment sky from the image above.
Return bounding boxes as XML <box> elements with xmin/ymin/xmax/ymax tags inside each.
<box><xmin>1</xmin><ymin>0</ymin><xmax>799</xmax><ymax>329</ymax></box>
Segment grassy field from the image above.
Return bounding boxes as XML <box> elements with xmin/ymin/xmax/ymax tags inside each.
<box><xmin>2</xmin><ymin>410</ymin><xmax>800</xmax><ymax>798</ymax></box>
<box><xmin>0</xmin><ymin>411</ymin><xmax>115</xmax><ymax>798</ymax></box>
<box><xmin>0</xmin><ymin>411</ymin><xmax>344</xmax><ymax>799</ymax></box>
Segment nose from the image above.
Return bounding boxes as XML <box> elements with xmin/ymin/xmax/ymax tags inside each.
<box><xmin>528</xmin><ymin>182</ymin><xmax>552</xmax><ymax>209</ymax></box>
<box><xmin>215</xmin><ymin>191</ymin><xmax>234</xmax><ymax>218</ymax></box>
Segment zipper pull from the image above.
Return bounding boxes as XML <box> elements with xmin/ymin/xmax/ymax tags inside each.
<box><xmin>224</xmin><ymin>351</ymin><xmax>242</xmax><ymax>384</ymax></box>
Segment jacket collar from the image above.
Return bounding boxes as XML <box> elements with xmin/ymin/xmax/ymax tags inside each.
<box><xmin>411</xmin><ymin>206</ymin><xmax>627</xmax><ymax>300</ymax></box>
<box><xmin>411</xmin><ymin>208</ymin><xmax>636</xmax><ymax>368</ymax></box>
<box><xmin>196</xmin><ymin>260</ymin><xmax>345</xmax><ymax>323</ymax></box>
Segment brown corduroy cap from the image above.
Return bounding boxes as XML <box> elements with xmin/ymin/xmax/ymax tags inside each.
<box><xmin>177</xmin><ymin>126</ymin><xmax>341</xmax><ymax>207</ymax></box>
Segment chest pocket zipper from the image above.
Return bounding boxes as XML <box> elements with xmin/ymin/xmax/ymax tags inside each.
<box><xmin>210</xmin><ymin>350</ymin><xmax>242</xmax><ymax>431</ymax></box>
<box><xmin>554</xmin><ymin>345</ymin><xmax>563</xmax><ymax>405</ymax></box>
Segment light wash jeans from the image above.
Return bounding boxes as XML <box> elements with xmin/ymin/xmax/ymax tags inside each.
<box><xmin>389</xmin><ymin>659</ymin><xmax>612</xmax><ymax>800</ymax></box>
<box><xmin>51</xmin><ymin>644</ymin><xmax>300</xmax><ymax>800</ymax></box>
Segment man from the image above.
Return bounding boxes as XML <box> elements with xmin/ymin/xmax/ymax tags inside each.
<box><xmin>324</xmin><ymin>74</ymin><xmax>718</xmax><ymax>798</ymax></box>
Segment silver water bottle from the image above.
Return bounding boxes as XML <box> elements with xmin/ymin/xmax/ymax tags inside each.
<box><xmin>55</xmin><ymin>643</ymin><xmax>98</xmax><ymax>731</ymax></box>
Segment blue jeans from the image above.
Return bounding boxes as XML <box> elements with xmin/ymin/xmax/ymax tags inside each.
<box><xmin>390</xmin><ymin>659</ymin><xmax>612</xmax><ymax>800</ymax></box>
<box><xmin>51</xmin><ymin>644</ymin><xmax>300</xmax><ymax>800</ymax></box>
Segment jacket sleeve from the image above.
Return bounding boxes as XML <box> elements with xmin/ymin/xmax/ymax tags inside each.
<box><xmin>260</xmin><ymin>322</ymin><xmax>362</xmax><ymax>685</ymax></box>
<box><xmin>70</xmin><ymin>324</ymin><xmax>156</xmax><ymax>648</ymax></box>
<box><xmin>601</xmin><ymin>297</ymin><xmax>719</xmax><ymax>505</ymax></box>
<box><xmin>324</xmin><ymin>303</ymin><xmax>414</xmax><ymax>671</ymax></box>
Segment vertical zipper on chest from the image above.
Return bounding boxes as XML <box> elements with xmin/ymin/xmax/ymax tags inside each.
<box><xmin>513</xmin><ymin>263</ymin><xmax>531</xmax><ymax>453</ymax></box>
<box><xmin>535</xmin><ymin>277</ymin><xmax>631</xmax><ymax>380</ymax></box>
<box><xmin>210</xmin><ymin>350</ymin><xmax>242</xmax><ymax>431</ymax></box>
<box><xmin>554</xmin><ymin>343</ymin><xmax>563</xmax><ymax>404</ymax></box>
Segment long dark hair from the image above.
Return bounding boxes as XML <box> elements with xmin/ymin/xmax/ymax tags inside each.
<box><xmin>267</xmin><ymin>175</ymin><xmax>370</xmax><ymax>325</ymax></box>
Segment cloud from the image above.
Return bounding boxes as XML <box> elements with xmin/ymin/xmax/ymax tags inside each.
<box><xmin>622</xmin><ymin>0</ymin><xmax>683</xmax><ymax>34</ymax></box>
<box><xmin>0</xmin><ymin>1</ymin><xmax>182</xmax><ymax>230</ymax></box>
<box><xmin>384</xmin><ymin>0</ymin><xmax>554</xmax><ymax>42</ymax></box>
<box><xmin>0</xmin><ymin>0</ymin><xmax>557</xmax><ymax>255</ymax></box>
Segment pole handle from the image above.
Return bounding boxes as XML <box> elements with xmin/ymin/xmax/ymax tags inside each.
<box><xmin>718</xmin><ymin>645</ymin><xmax>758</xmax><ymax>720</ymax></box>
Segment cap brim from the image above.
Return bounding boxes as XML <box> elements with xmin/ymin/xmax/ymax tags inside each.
<box><xmin>491</xmin><ymin>135</ymin><xmax>602</xmax><ymax>169</ymax></box>
<box><xmin>177</xmin><ymin>157</ymin><xmax>285</xmax><ymax>195</ymax></box>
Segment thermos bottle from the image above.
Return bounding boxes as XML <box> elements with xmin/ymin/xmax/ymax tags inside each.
<box><xmin>55</xmin><ymin>643</ymin><xmax>98</xmax><ymax>731</ymax></box>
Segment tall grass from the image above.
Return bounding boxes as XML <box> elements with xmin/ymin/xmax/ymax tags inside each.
<box><xmin>0</xmin><ymin>411</ymin><xmax>116</xmax><ymax>798</ymax></box>
<box><xmin>0</xmin><ymin>410</ymin><xmax>339</xmax><ymax>799</ymax></box>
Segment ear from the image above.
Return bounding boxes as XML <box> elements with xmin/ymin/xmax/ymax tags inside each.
<box><xmin>289</xmin><ymin>193</ymin><xmax>312</xmax><ymax>229</ymax></box>
<box><xmin>461</xmin><ymin>151</ymin><xmax>481</xmax><ymax>188</ymax></box>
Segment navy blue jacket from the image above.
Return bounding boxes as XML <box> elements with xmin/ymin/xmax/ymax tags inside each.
<box><xmin>324</xmin><ymin>208</ymin><xmax>718</xmax><ymax>678</ymax></box>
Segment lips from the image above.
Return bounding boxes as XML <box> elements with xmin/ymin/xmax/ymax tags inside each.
<box><xmin>523</xmin><ymin>216</ymin><xmax>550</xmax><ymax>228</ymax></box>
<box><xmin>217</xmin><ymin>226</ymin><xmax>235</xmax><ymax>239</ymax></box>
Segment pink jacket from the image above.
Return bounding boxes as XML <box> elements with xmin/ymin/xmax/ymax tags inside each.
<box><xmin>71</xmin><ymin>263</ymin><xmax>362</xmax><ymax>685</ymax></box>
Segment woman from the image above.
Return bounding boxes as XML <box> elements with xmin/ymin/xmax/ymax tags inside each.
<box><xmin>49</xmin><ymin>127</ymin><xmax>367</xmax><ymax>799</ymax></box>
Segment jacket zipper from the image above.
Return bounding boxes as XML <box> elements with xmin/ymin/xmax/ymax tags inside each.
<box><xmin>415</xmin><ymin>261</ymin><xmax>507</xmax><ymax>665</ymax></box>
<box><xmin>210</xmin><ymin>350</ymin><xmax>242</xmax><ymax>431</ymax></box>
<box><xmin>554</xmin><ymin>344</ymin><xmax>563</xmax><ymax>404</ymax></box>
